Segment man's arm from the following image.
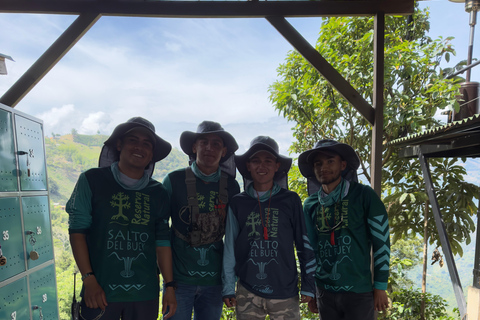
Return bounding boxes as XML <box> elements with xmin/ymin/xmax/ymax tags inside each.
<box><xmin>222</xmin><ymin>207</ymin><xmax>239</xmax><ymax>307</ymax></box>
<box><xmin>70</xmin><ymin>233</ymin><xmax>108</xmax><ymax>310</ymax></box>
<box><xmin>157</xmin><ymin>246</ymin><xmax>177</xmax><ymax>319</ymax></box>
<box><xmin>374</xmin><ymin>288</ymin><xmax>389</xmax><ymax>311</ymax></box>
<box><xmin>292</xmin><ymin>194</ymin><xmax>316</xmax><ymax>301</ymax></box>
<box><xmin>366</xmin><ymin>187</ymin><xmax>390</xmax><ymax>308</ymax></box>
<box><xmin>67</xmin><ymin>173</ymin><xmax>107</xmax><ymax>310</ymax></box>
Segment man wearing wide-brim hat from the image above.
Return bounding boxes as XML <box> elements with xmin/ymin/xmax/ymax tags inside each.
<box><xmin>222</xmin><ymin>136</ymin><xmax>316</xmax><ymax>320</ymax></box>
<box><xmin>67</xmin><ymin>117</ymin><xmax>177</xmax><ymax>319</ymax></box>
<box><xmin>163</xmin><ymin>120</ymin><xmax>240</xmax><ymax>320</ymax></box>
<box><xmin>298</xmin><ymin>139</ymin><xmax>390</xmax><ymax>320</ymax></box>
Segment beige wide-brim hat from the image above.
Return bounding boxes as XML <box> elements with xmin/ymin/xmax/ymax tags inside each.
<box><xmin>180</xmin><ymin>120</ymin><xmax>238</xmax><ymax>163</ymax></box>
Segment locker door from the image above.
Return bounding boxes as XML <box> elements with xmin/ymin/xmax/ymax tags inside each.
<box><xmin>0</xmin><ymin>277</ymin><xmax>30</xmax><ymax>320</ymax></box>
<box><xmin>0</xmin><ymin>197</ymin><xmax>26</xmax><ymax>282</ymax></box>
<box><xmin>15</xmin><ymin>115</ymin><xmax>47</xmax><ymax>191</ymax></box>
<box><xmin>0</xmin><ymin>109</ymin><xmax>18</xmax><ymax>192</ymax></box>
<box><xmin>22</xmin><ymin>196</ymin><xmax>53</xmax><ymax>270</ymax></box>
<box><xmin>29</xmin><ymin>264</ymin><xmax>59</xmax><ymax>320</ymax></box>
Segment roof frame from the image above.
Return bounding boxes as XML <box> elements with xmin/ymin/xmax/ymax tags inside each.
<box><xmin>0</xmin><ymin>2</ymin><xmax>415</xmax><ymax>191</ymax></box>
<box><xmin>0</xmin><ymin>0</ymin><xmax>413</xmax><ymax>18</ymax></box>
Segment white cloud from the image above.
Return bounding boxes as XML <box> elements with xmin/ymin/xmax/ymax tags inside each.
<box><xmin>37</xmin><ymin>104</ymin><xmax>77</xmax><ymax>136</ymax></box>
<box><xmin>79</xmin><ymin>112</ymin><xmax>112</xmax><ymax>134</ymax></box>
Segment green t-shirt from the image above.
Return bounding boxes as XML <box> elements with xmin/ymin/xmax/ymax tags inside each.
<box><xmin>303</xmin><ymin>180</ymin><xmax>390</xmax><ymax>293</ymax></box>
<box><xmin>163</xmin><ymin>168</ymin><xmax>240</xmax><ymax>286</ymax></box>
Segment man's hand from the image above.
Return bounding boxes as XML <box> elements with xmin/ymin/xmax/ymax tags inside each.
<box><xmin>162</xmin><ymin>287</ymin><xmax>177</xmax><ymax>319</ymax></box>
<box><xmin>307</xmin><ymin>297</ymin><xmax>319</xmax><ymax>313</ymax></box>
<box><xmin>223</xmin><ymin>297</ymin><xmax>237</xmax><ymax>308</ymax></box>
<box><xmin>374</xmin><ymin>288</ymin><xmax>389</xmax><ymax>312</ymax></box>
<box><xmin>300</xmin><ymin>295</ymin><xmax>313</xmax><ymax>304</ymax></box>
<box><xmin>83</xmin><ymin>276</ymin><xmax>108</xmax><ymax>310</ymax></box>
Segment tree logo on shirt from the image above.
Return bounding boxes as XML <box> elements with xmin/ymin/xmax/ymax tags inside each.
<box><xmin>110</xmin><ymin>192</ymin><xmax>131</xmax><ymax>224</ymax></box>
<box><xmin>246</xmin><ymin>212</ymin><xmax>261</xmax><ymax>238</ymax></box>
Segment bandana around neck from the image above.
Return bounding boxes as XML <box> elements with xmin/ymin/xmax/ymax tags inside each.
<box><xmin>111</xmin><ymin>162</ymin><xmax>150</xmax><ymax>190</ymax></box>
<box><xmin>317</xmin><ymin>178</ymin><xmax>350</xmax><ymax>207</ymax></box>
<box><xmin>246</xmin><ymin>182</ymin><xmax>281</xmax><ymax>201</ymax></box>
<box><xmin>191</xmin><ymin>161</ymin><xmax>221</xmax><ymax>182</ymax></box>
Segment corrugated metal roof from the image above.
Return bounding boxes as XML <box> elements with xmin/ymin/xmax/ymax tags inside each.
<box><xmin>388</xmin><ymin>114</ymin><xmax>480</xmax><ymax>147</ymax></box>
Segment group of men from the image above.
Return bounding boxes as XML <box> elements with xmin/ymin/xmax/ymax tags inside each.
<box><xmin>67</xmin><ymin>117</ymin><xmax>390</xmax><ymax>320</ymax></box>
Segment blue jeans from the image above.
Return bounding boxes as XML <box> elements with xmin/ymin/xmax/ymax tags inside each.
<box><xmin>316</xmin><ymin>288</ymin><xmax>374</xmax><ymax>320</ymax></box>
<box><xmin>168</xmin><ymin>283</ymin><xmax>223</xmax><ymax>320</ymax></box>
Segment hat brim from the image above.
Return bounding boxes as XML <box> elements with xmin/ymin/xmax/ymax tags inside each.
<box><xmin>104</xmin><ymin>122</ymin><xmax>172</xmax><ymax>162</ymax></box>
<box><xmin>298</xmin><ymin>143</ymin><xmax>360</xmax><ymax>179</ymax></box>
<box><xmin>180</xmin><ymin>130</ymin><xmax>239</xmax><ymax>163</ymax></box>
<box><xmin>235</xmin><ymin>143</ymin><xmax>292</xmax><ymax>181</ymax></box>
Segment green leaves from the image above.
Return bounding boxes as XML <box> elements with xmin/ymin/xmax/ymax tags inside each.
<box><xmin>269</xmin><ymin>4</ymin><xmax>479</xmax><ymax>257</ymax></box>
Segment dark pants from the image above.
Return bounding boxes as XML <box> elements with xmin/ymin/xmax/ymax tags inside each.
<box><xmin>79</xmin><ymin>298</ymin><xmax>159</xmax><ymax>320</ymax></box>
<box><xmin>317</xmin><ymin>289</ymin><xmax>374</xmax><ymax>320</ymax></box>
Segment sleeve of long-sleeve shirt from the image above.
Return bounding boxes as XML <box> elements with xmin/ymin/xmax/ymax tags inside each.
<box><xmin>303</xmin><ymin>196</ymin><xmax>319</xmax><ymax>255</ymax></box>
<box><xmin>293</xmin><ymin>194</ymin><xmax>316</xmax><ymax>298</ymax></box>
<box><xmin>155</xmin><ymin>185</ymin><xmax>171</xmax><ymax>247</ymax></box>
<box><xmin>365</xmin><ymin>186</ymin><xmax>390</xmax><ymax>290</ymax></box>
<box><xmin>162</xmin><ymin>173</ymin><xmax>173</xmax><ymax>198</ymax></box>
<box><xmin>66</xmin><ymin>173</ymin><xmax>93</xmax><ymax>234</ymax></box>
<box><xmin>222</xmin><ymin>207</ymin><xmax>239</xmax><ymax>297</ymax></box>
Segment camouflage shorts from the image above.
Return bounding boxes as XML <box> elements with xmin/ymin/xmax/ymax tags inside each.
<box><xmin>235</xmin><ymin>282</ymin><xmax>300</xmax><ymax>320</ymax></box>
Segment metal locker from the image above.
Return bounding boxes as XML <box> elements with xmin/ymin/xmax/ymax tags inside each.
<box><xmin>0</xmin><ymin>109</ymin><xmax>18</xmax><ymax>192</ymax></box>
<box><xmin>22</xmin><ymin>196</ymin><xmax>53</xmax><ymax>270</ymax></box>
<box><xmin>15</xmin><ymin>114</ymin><xmax>47</xmax><ymax>191</ymax></box>
<box><xmin>0</xmin><ymin>197</ymin><xmax>26</xmax><ymax>282</ymax></box>
<box><xmin>0</xmin><ymin>277</ymin><xmax>30</xmax><ymax>320</ymax></box>
<box><xmin>29</xmin><ymin>264</ymin><xmax>59</xmax><ymax>320</ymax></box>
<box><xmin>0</xmin><ymin>104</ymin><xmax>59</xmax><ymax>320</ymax></box>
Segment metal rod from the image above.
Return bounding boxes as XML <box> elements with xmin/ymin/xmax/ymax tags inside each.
<box><xmin>417</xmin><ymin>148</ymin><xmax>467</xmax><ymax>319</ymax></box>
<box><xmin>447</xmin><ymin>59</ymin><xmax>480</xmax><ymax>79</ymax></box>
<box><xmin>467</xmin><ymin>10</ymin><xmax>477</xmax><ymax>82</ymax></box>
<box><xmin>473</xmin><ymin>189</ymin><xmax>480</xmax><ymax>289</ymax></box>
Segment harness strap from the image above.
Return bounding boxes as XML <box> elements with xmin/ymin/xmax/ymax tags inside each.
<box><xmin>185</xmin><ymin>167</ymin><xmax>199</xmax><ymax>223</ymax></box>
<box><xmin>217</xmin><ymin>171</ymin><xmax>229</xmax><ymax>209</ymax></box>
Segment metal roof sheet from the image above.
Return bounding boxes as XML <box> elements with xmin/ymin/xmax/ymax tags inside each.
<box><xmin>388</xmin><ymin>114</ymin><xmax>480</xmax><ymax>147</ymax></box>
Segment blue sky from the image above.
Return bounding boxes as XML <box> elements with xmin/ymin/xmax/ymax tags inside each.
<box><xmin>0</xmin><ymin>1</ymin><xmax>478</xmax><ymax>181</ymax></box>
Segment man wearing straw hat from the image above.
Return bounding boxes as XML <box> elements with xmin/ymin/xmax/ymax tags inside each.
<box><xmin>163</xmin><ymin>121</ymin><xmax>240</xmax><ymax>320</ymax></box>
<box><xmin>222</xmin><ymin>136</ymin><xmax>316</xmax><ymax>320</ymax></box>
<box><xmin>67</xmin><ymin>117</ymin><xmax>177</xmax><ymax>319</ymax></box>
<box><xmin>298</xmin><ymin>139</ymin><xmax>390</xmax><ymax>320</ymax></box>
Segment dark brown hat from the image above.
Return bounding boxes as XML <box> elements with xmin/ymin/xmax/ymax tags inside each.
<box><xmin>298</xmin><ymin>139</ymin><xmax>360</xmax><ymax>179</ymax></box>
<box><xmin>99</xmin><ymin>117</ymin><xmax>171</xmax><ymax>176</ymax></box>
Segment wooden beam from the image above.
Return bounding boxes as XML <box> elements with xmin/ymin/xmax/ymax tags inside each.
<box><xmin>0</xmin><ymin>0</ymin><xmax>414</xmax><ymax>18</ymax></box>
<box><xmin>0</xmin><ymin>13</ymin><xmax>101</xmax><ymax>108</ymax></box>
<box><xmin>371</xmin><ymin>12</ymin><xmax>384</xmax><ymax>195</ymax></box>
<box><xmin>267</xmin><ymin>15</ymin><xmax>375</xmax><ymax>125</ymax></box>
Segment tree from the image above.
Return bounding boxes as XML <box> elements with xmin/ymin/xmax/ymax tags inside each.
<box><xmin>269</xmin><ymin>4</ymin><xmax>478</xmax><ymax>255</ymax></box>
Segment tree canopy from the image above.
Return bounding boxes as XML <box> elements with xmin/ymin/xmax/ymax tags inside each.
<box><xmin>269</xmin><ymin>5</ymin><xmax>478</xmax><ymax>253</ymax></box>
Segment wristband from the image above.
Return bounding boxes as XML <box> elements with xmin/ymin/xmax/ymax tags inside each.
<box><xmin>81</xmin><ymin>272</ymin><xmax>94</xmax><ymax>281</ymax></box>
<box><xmin>164</xmin><ymin>281</ymin><xmax>177</xmax><ymax>290</ymax></box>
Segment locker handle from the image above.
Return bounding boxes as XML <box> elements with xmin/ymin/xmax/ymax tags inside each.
<box><xmin>32</xmin><ymin>305</ymin><xmax>43</xmax><ymax>320</ymax></box>
<box><xmin>0</xmin><ymin>243</ymin><xmax>6</xmax><ymax>266</ymax></box>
